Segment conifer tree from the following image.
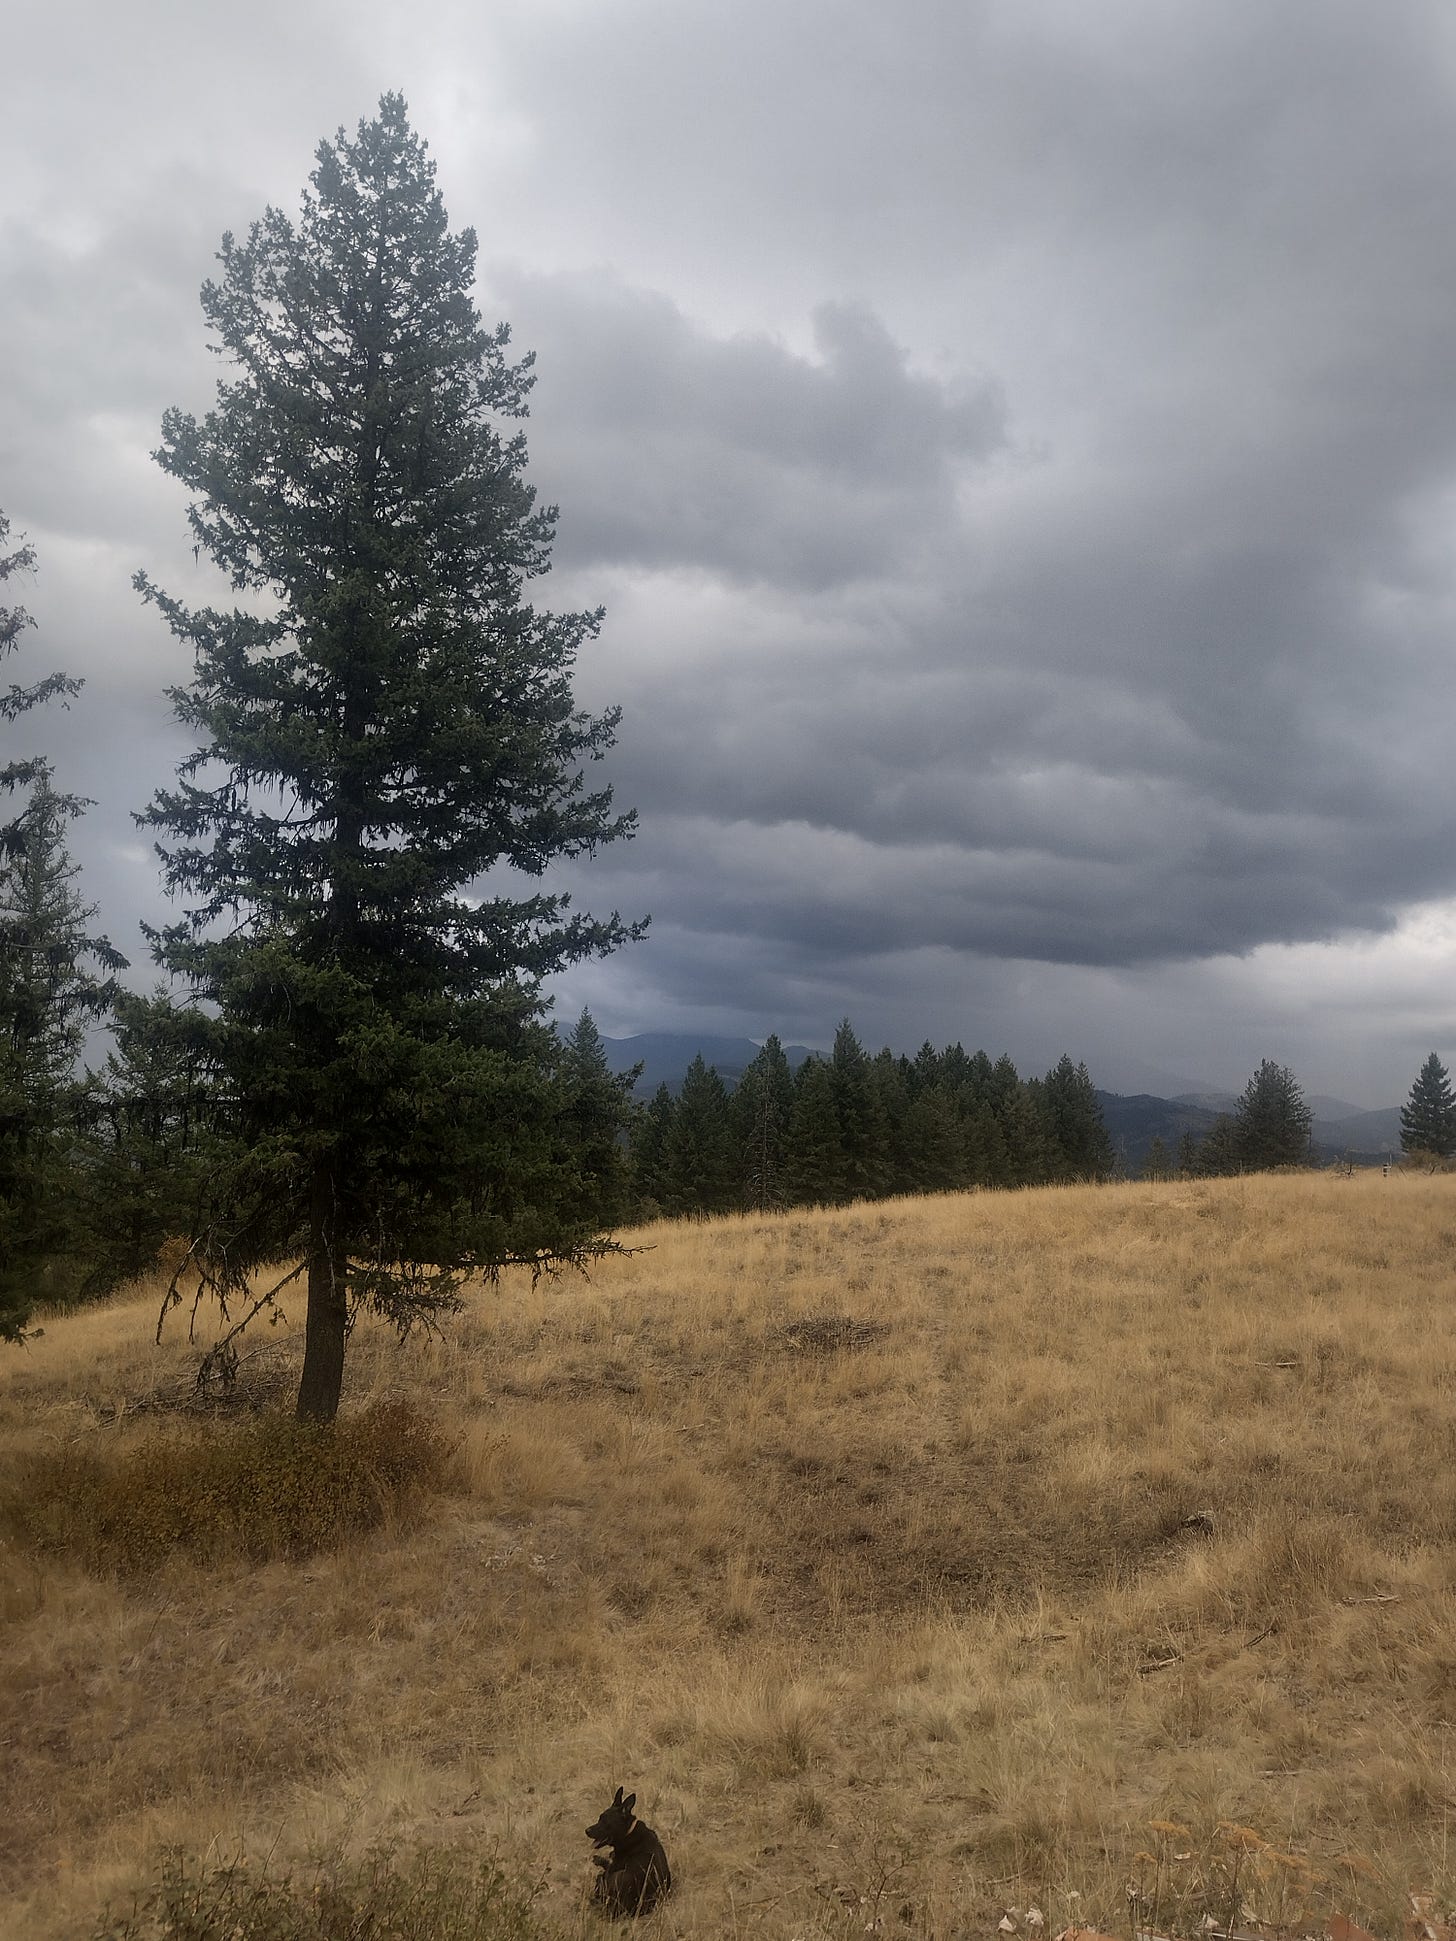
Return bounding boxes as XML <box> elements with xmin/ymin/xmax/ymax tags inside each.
<box><xmin>734</xmin><ymin>1035</ymin><xmax>795</xmax><ymax>1212</ymax></box>
<box><xmin>1199</xmin><ymin>1113</ymin><xmax>1242</xmax><ymax>1176</ymax></box>
<box><xmin>871</xmin><ymin>1048</ymin><xmax>917</xmax><ymax>1193</ymax></box>
<box><xmin>964</xmin><ymin>1100</ymin><xmax>1010</xmax><ymax>1188</ymax></box>
<box><xmin>629</xmin><ymin>1083</ymin><xmax>676</xmax><ymax>1215</ymax></box>
<box><xmin>999</xmin><ymin>1075</ymin><xmax>1055</xmax><ymax>1186</ymax></box>
<box><xmin>1400</xmin><ymin>1052</ymin><xmax>1456</xmax><ymax>1160</ymax></box>
<box><xmin>1231</xmin><ymin>1060</ymin><xmax>1312</xmax><ymax>1171</ymax></box>
<box><xmin>1042</xmin><ymin>1054</ymin><xmax>1114</xmax><ymax>1181</ymax></box>
<box><xmin>130</xmin><ymin>97</ymin><xmax>641</xmax><ymax>1418</ymax></box>
<box><xmin>663</xmin><ymin>1056</ymin><xmax>736</xmax><ymax>1215</ymax></box>
<box><xmin>1143</xmin><ymin>1134</ymin><xmax>1172</xmax><ymax>1181</ymax></box>
<box><xmin>74</xmin><ymin>990</ymin><xmax>210</xmax><ymax>1297</ymax></box>
<box><xmin>902</xmin><ymin>1085</ymin><xmax>966</xmax><ymax>1193</ymax></box>
<box><xmin>911</xmin><ymin>1040</ymin><xmax>942</xmax><ymax>1095</ymax></box>
<box><xmin>829</xmin><ymin>1018</ymin><xmax>890</xmax><ymax>1199</ymax></box>
<box><xmin>2</xmin><ymin>510</ymin><xmax>82</xmax><ymax>860</ymax></box>
<box><xmin>560</xmin><ymin>1009</ymin><xmax>637</xmax><ymax>1231</ymax></box>
<box><xmin>785</xmin><ymin>1056</ymin><xmax>846</xmax><ymax>1205</ymax></box>
<box><xmin>1</xmin><ymin>520</ymin><xmax>122</xmax><ymax>1337</ymax></box>
<box><xmin>0</xmin><ymin>772</ymin><xmax>124</xmax><ymax>1334</ymax></box>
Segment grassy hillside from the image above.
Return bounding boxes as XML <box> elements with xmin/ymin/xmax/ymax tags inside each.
<box><xmin>3</xmin><ymin>1174</ymin><xmax>1455</xmax><ymax>1938</ymax></box>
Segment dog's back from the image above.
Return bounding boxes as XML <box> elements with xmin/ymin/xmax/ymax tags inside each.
<box><xmin>586</xmin><ymin>1788</ymin><xmax>671</xmax><ymax>1917</ymax></box>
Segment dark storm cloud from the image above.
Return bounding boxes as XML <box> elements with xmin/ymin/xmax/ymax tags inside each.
<box><xmin>494</xmin><ymin>272</ymin><xmax>1004</xmax><ymax>589</ymax></box>
<box><xmin>8</xmin><ymin>0</ymin><xmax>1456</xmax><ymax>1095</ymax></box>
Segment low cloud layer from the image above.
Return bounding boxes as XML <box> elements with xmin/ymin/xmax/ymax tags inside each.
<box><xmin>6</xmin><ymin>0</ymin><xmax>1456</xmax><ymax>1100</ymax></box>
<box><xmin>501</xmin><ymin>275</ymin><xmax>1005</xmax><ymax>589</ymax></box>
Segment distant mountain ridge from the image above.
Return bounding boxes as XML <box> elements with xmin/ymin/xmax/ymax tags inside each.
<box><xmin>1099</xmin><ymin>1091</ymin><xmax>1403</xmax><ymax>1172</ymax></box>
<box><xmin>599</xmin><ymin>1032</ymin><xmax>815</xmax><ymax>1097</ymax></box>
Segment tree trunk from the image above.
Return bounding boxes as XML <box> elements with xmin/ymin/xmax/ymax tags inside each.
<box><xmin>296</xmin><ymin>1161</ymin><xmax>348</xmax><ymax>1422</ymax></box>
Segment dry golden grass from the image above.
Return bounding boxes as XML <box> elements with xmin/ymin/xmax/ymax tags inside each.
<box><xmin>3</xmin><ymin>1172</ymin><xmax>1456</xmax><ymax>1938</ymax></box>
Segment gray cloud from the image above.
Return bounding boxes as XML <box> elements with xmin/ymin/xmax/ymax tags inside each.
<box><xmin>493</xmin><ymin>273</ymin><xmax>1004</xmax><ymax>589</ymax></box>
<box><xmin>7</xmin><ymin>0</ymin><xmax>1456</xmax><ymax>1100</ymax></box>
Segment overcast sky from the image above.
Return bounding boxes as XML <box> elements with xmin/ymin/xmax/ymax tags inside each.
<box><xmin>6</xmin><ymin>0</ymin><xmax>1456</xmax><ymax>1104</ymax></box>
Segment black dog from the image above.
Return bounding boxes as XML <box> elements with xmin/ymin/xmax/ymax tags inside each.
<box><xmin>585</xmin><ymin>1786</ymin><xmax>672</xmax><ymax>1916</ymax></box>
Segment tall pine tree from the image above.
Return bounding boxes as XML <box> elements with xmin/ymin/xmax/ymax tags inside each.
<box><xmin>131</xmin><ymin>98</ymin><xmax>641</xmax><ymax>1419</ymax></box>
<box><xmin>1400</xmin><ymin>1052</ymin><xmax>1456</xmax><ymax>1160</ymax></box>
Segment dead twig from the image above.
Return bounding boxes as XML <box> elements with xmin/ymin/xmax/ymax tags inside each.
<box><xmin>1137</xmin><ymin>1651</ymin><xmax>1184</xmax><ymax>1676</ymax></box>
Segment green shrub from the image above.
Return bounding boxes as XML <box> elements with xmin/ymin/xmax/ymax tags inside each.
<box><xmin>4</xmin><ymin>1398</ymin><xmax>450</xmax><ymax>1571</ymax></box>
<box><xmin>96</xmin><ymin>1844</ymin><xmax>550</xmax><ymax>1941</ymax></box>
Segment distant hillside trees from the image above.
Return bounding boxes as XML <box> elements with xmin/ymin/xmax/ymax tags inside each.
<box><xmin>627</xmin><ymin>1022</ymin><xmax>1116</xmax><ymax>1216</ymax></box>
<box><xmin>1400</xmin><ymin>1053</ymin><xmax>1456</xmax><ymax>1160</ymax></box>
<box><xmin>0</xmin><ymin>519</ymin><xmax>124</xmax><ymax>1340</ymax></box>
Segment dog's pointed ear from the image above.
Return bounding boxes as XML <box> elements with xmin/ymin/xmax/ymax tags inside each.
<box><xmin>613</xmin><ymin>1787</ymin><xmax>625</xmax><ymax>1806</ymax></box>
<box><xmin>623</xmin><ymin>1793</ymin><xmax>636</xmax><ymax>1814</ymax></box>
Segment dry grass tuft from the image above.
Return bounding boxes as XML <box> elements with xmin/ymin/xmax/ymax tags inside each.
<box><xmin>100</xmin><ymin>1842</ymin><xmax>549</xmax><ymax>1941</ymax></box>
<box><xmin>3</xmin><ymin>1172</ymin><xmax>1456</xmax><ymax>1939</ymax></box>
<box><xmin>2</xmin><ymin>1396</ymin><xmax>449</xmax><ymax>1572</ymax></box>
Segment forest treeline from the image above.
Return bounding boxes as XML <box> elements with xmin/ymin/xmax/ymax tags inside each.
<box><xmin>610</xmin><ymin>1020</ymin><xmax>1115</xmax><ymax>1220</ymax></box>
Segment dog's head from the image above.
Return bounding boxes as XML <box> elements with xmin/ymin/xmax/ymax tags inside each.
<box><xmin>586</xmin><ymin>1786</ymin><xmax>638</xmax><ymax>1851</ymax></box>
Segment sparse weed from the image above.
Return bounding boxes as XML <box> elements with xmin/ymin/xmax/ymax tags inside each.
<box><xmin>95</xmin><ymin>1843</ymin><xmax>549</xmax><ymax>1941</ymax></box>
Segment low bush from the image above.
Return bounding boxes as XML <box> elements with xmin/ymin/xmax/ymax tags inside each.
<box><xmin>3</xmin><ymin>1397</ymin><xmax>449</xmax><ymax>1571</ymax></box>
<box><xmin>96</xmin><ymin>1844</ymin><xmax>549</xmax><ymax>1941</ymax></box>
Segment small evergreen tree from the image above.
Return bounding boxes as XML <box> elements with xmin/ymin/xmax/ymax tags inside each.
<box><xmin>0</xmin><ymin>771</ymin><xmax>124</xmax><ymax>1334</ymax></box>
<box><xmin>829</xmin><ymin>1018</ymin><xmax>890</xmax><ymax>1200</ymax></box>
<box><xmin>560</xmin><ymin>1009</ymin><xmax>637</xmax><ymax>1231</ymax></box>
<box><xmin>785</xmin><ymin>1056</ymin><xmax>846</xmax><ymax>1205</ymax></box>
<box><xmin>1042</xmin><ymin>1053</ymin><xmax>1114</xmax><ymax>1181</ymax></box>
<box><xmin>628</xmin><ymin>1083</ymin><xmax>676</xmax><ymax>1216</ymax></box>
<box><xmin>869</xmin><ymin>1046</ymin><xmax>912</xmax><ymax>1193</ymax></box>
<box><xmin>2</xmin><ymin>510</ymin><xmax>82</xmax><ymax>861</ymax></box>
<box><xmin>1232</xmin><ymin>1060</ymin><xmax>1312</xmax><ymax>1171</ymax></box>
<box><xmin>902</xmin><ymin>1085</ymin><xmax>967</xmax><ymax>1193</ymax></box>
<box><xmin>996</xmin><ymin>1066</ymin><xmax>1055</xmax><ymax>1186</ymax></box>
<box><xmin>734</xmin><ymin>1034</ymin><xmax>795</xmax><ymax>1212</ymax></box>
<box><xmin>1400</xmin><ymin>1052</ymin><xmax>1456</xmax><ymax>1160</ymax></box>
<box><xmin>73</xmin><ymin>989</ymin><xmax>210</xmax><ymax>1296</ymax></box>
<box><xmin>663</xmin><ymin>1056</ymin><xmax>736</xmax><ymax>1215</ymax></box>
<box><xmin>1198</xmin><ymin>1114</ymin><xmax>1242</xmax><ymax>1176</ymax></box>
<box><xmin>1143</xmin><ymin>1134</ymin><xmax>1172</xmax><ymax>1181</ymax></box>
<box><xmin>965</xmin><ymin>1100</ymin><xmax>1011</xmax><ymax>1188</ymax></box>
<box><xmin>130</xmin><ymin>98</ymin><xmax>641</xmax><ymax>1419</ymax></box>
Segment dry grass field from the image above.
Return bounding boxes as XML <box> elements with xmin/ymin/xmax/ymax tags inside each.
<box><xmin>3</xmin><ymin>1171</ymin><xmax>1456</xmax><ymax>1939</ymax></box>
